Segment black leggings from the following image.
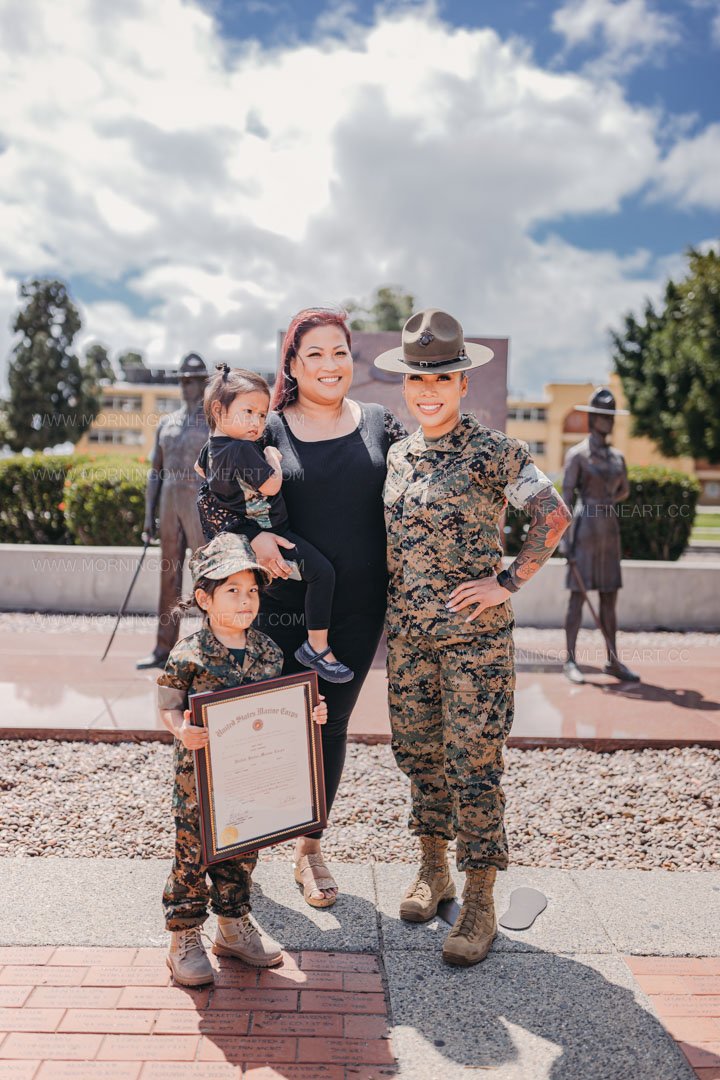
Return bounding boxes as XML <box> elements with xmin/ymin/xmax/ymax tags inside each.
<box><xmin>257</xmin><ymin>597</ymin><xmax>385</xmax><ymax>839</ymax></box>
<box><xmin>277</xmin><ymin>530</ymin><xmax>335</xmax><ymax>632</ymax></box>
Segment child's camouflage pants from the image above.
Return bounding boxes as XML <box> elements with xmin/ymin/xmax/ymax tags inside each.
<box><xmin>163</xmin><ymin>742</ymin><xmax>257</xmax><ymax>930</ymax></box>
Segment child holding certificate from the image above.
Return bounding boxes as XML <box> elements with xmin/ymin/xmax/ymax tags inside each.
<box><xmin>157</xmin><ymin>532</ymin><xmax>328</xmax><ymax>987</ymax></box>
<box><xmin>195</xmin><ymin>363</ymin><xmax>354</xmax><ymax>685</ymax></box>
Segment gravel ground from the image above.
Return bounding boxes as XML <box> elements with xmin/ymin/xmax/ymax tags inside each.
<box><xmin>1</xmin><ymin>740</ymin><xmax>717</xmax><ymax>871</ymax></box>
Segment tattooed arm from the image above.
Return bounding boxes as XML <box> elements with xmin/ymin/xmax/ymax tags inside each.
<box><xmin>504</xmin><ymin>485</ymin><xmax>572</xmax><ymax>591</ymax></box>
<box><xmin>446</xmin><ymin>462</ymin><xmax>571</xmax><ymax>622</ymax></box>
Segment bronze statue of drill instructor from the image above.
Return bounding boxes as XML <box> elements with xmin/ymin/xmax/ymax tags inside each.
<box><xmin>136</xmin><ymin>353</ymin><xmax>209</xmax><ymax>670</ymax></box>
<box><xmin>561</xmin><ymin>387</ymin><xmax>640</xmax><ymax>685</ymax></box>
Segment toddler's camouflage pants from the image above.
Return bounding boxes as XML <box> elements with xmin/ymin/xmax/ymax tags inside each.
<box><xmin>387</xmin><ymin>632</ymin><xmax>515</xmax><ymax>871</ymax></box>
<box><xmin>163</xmin><ymin>742</ymin><xmax>257</xmax><ymax>930</ymax></box>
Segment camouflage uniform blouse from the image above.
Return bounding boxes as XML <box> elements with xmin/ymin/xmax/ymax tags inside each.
<box><xmin>384</xmin><ymin>413</ymin><xmax>531</xmax><ymax>639</ymax></box>
<box><xmin>157</xmin><ymin>624</ymin><xmax>284</xmax><ymax>778</ymax></box>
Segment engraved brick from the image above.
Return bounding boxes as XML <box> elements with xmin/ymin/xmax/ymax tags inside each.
<box><xmin>96</xmin><ymin>1035</ymin><xmax>198</xmax><ymax>1062</ymax></box>
<box><xmin>27</xmin><ymin>988</ymin><xmax>121</xmax><ymax>1011</ymax></box>
<box><xmin>0</xmin><ymin>1009</ymin><xmax>63</xmax><ymax>1033</ymax></box>
<box><xmin>299</xmin><ymin>953</ymin><xmax>379</xmax><ymax>973</ymax></box>
<box><xmin>198</xmin><ymin>1036</ymin><xmax>296</xmax><ymax>1062</ymax></box>
<box><xmin>300</xmin><ymin>991</ymin><xmax>386</xmax><ymax>1015</ymax></box>
<box><xmin>663</xmin><ymin>1016</ymin><xmax>720</xmax><ymax>1041</ymax></box>
<box><xmin>343</xmin><ymin>1015</ymin><xmax>391</xmax><ymax>1040</ymax></box>
<box><xmin>0</xmin><ymin>989</ymin><xmax>33</xmax><ymax>1008</ymax></box>
<box><xmin>152</xmin><ymin>1012</ymin><xmax>250</xmax><ymax>1036</ymax></box>
<box><xmin>116</xmin><ymin>988</ymin><xmax>208</xmax><ymax>1011</ymax></box>
<box><xmin>0</xmin><ymin>949</ymin><xmax>54</xmax><ymax>966</ymax></box>
<box><xmin>131</xmin><ymin>951</ymin><xmax>167</xmax><ymax>968</ymax></box>
<box><xmin>651</xmin><ymin>994</ymin><xmax>720</xmax><ymax>1017</ymax></box>
<box><xmin>209</xmin><ymin>990</ymin><xmax>297</xmax><ymax>1013</ymax></box>
<box><xmin>82</xmin><ymin>969</ymin><xmax>170</xmax><ymax>988</ymax></box>
<box><xmin>50</xmin><ymin>950</ymin><xmax>137</xmax><ymax>969</ymax></box>
<box><xmin>59</xmin><ymin>1011</ymin><xmax>155</xmax><ymax>1035</ymax></box>
<box><xmin>626</xmin><ymin>957</ymin><xmax>720</xmax><ymax>976</ymax></box>
<box><xmin>257</xmin><ymin>970</ymin><xmax>342</xmax><ymax>992</ymax></box>
<box><xmin>0</xmin><ymin>1061</ymin><xmax>41</xmax><ymax>1079</ymax></box>
<box><xmin>297</xmin><ymin>1037</ymin><xmax>395</xmax><ymax>1065</ymax></box>
<box><xmin>0</xmin><ymin>969</ymin><xmax>86</xmax><ymax>987</ymax></box>
<box><xmin>0</xmin><ymin>1033</ymin><xmax>103</xmax><ymax>1060</ymax></box>
<box><xmin>244</xmin><ymin>1067</ymin><xmax>342</xmax><ymax>1080</ymax></box>
<box><xmin>677</xmin><ymin>1041</ymin><xmax>720</xmax><ymax>1068</ymax></box>
<box><xmin>36</xmin><ymin>1065</ymin><xmax>141</xmax><ymax>1080</ymax></box>
<box><xmin>210</xmin><ymin>968</ymin><xmax>257</xmax><ymax>990</ymax></box>
<box><xmin>251</xmin><ymin>1012</ymin><xmax>342</xmax><ymax>1037</ymax></box>
<box><xmin>139</xmin><ymin>1065</ymin><xmax>241</xmax><ymax>1079</ymax></box>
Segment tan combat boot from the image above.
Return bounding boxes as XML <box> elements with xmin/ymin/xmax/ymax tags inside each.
<box><xmin>442</xmin><ymin>866</ymin><xmax>498</xmax><ymax>967</ymax></box>
<box><xmin>213</xmin><ymin>913</ymin><xmax>283</xmax><ymax>967</ymax></box>
<box><xmin>399</xmin><ymin>836</ymin><xmax>456</xmax><ymax>923</ymax></box>
<box><xmin>166</xmin><ymin>926</ymin><xmax>214</xmax><ymax>986</ymax></box>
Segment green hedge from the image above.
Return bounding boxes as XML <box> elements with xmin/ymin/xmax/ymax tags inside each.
<box><xmin>0</xmin><ymin>454</ymin><xmax>85</xmax><ymax>543</ymax></box>
<box><xmin>502</xmin><ymin>467</ymin><xmax>699</xmax><ymax>561</ymax></box>
<box><xmin>620</xmin><ymin>466</ymin><xmax>699</xmax><ymax>561</ymax></box>
<box><xmin>64</xmin><ymin>457</ymin><xmax>149</xmax><ymax>546</ymax></box>
<box><xmin>0</xmin><ymin>453</ymin><xmax>149</xmax><ymax>545</ymax></box>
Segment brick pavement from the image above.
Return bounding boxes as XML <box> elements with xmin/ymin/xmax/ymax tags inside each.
<box><xmin>625</xmin><ymin>957</ymin><xmax>720</xmax><ymax>1080</ymax></box>
<box><xmin>0</xmin><ymin>947</ymin><xmax>397</xmax><ymax>1079</ymax></box>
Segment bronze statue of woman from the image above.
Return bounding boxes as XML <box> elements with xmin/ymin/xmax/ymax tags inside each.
<box><xmin>561</xmin><ymin>387</ymin><xmax>639</xmax><ymax>684</ymax></box>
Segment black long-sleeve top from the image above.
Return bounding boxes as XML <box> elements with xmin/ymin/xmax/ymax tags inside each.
<box><xmin>241</xmin><ymin>403</ymin><xmax>406</xmax><ymax>618</ymax></box>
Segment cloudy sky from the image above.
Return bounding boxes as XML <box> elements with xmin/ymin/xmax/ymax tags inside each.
<box><xmin>1</xmin><ymin>0</ymin><xmax>718</xmax><ymax>394</ymax></box>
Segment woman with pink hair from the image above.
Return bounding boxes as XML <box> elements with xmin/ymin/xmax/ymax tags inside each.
<box><xmin>215</xmin><ymin>307</ymin><xmax>405</xmax><ymax>906</ymax></box>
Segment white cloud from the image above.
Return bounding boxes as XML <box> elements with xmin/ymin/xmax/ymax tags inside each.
<box><xmin>0</xmin><ymin>0</ymin><xmax>707</xmax><ymax>398</ymax></box>
<box><xmin>552</xmin><ymin>0</ymin><xmax>680</xmax><ymax>76</ymax></box>
<box><xmin>653</xmin><ymin>124</ymin><xmax>720</xmax><ymax>209</ymax></box>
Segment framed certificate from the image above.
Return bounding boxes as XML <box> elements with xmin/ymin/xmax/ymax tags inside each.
<box><xmin>190</xmin><ymin>671</ymin><xmax>326</xmax><ymax>865</ymax></box>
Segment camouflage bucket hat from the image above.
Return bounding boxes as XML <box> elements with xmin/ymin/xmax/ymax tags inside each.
<box><xmin>189</xmin><ymin>534</ymin><xmax>272</xmax><ymax>586</ymax></box>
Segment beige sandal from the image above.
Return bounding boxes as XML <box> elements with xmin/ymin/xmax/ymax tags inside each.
<box><xmin>293</xmin><ymin>853</ymin><xmax>338</xmax><ymax>908</ymax></box>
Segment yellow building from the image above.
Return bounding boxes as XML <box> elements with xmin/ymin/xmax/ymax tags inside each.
<box><xmin>506</xmin><ymin>373</ymin><xmax>719</xmax><ymax>503</ymax></box>
<box><xmin>76</xmin><ymin>382</ymin><xmax>182</xmax><ymax>458</ymax></box>
<box><xmin>79</xmin><ymin>371</ymin><xmax>720</xmax><ymax>502</ymax></box>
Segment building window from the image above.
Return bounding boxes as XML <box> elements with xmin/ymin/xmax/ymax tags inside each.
<box><xmin>527</xmin><ymin>441</ymin><xmax>546</xmax><ymax>455</ymax></box>
<box><xmin>88</xmin><ymin>430</ymin><xmax>144</xmax><ymax>446</ymax></box>
<box><xmin>508</xmin><ymin>407</ymin><xmax>547</xmax><ymax>422</ymax></box>
<box><xmin>107</xmin><ymin>395</ymin><xmax>142</xmax><ymax>412</ymax></box>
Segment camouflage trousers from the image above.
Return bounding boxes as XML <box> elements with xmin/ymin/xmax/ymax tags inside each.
<box><xmin>387</xmin><ymin>632</ymin><xmax>515</xmax><ymax>872</ymax></box>
<box><xmin>163</xmin><ymin>742</ymin><xmax>258</xmax><ymax>931</ymax></box>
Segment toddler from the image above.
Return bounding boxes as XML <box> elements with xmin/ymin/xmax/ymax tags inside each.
<box><xmin>195</xmin><ymin>363</ymin><xmax>353</xmax><ymax>684</ymax></box>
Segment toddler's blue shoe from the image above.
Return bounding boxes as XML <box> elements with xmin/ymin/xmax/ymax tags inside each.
<box><xmin>294</xmin><ymin>642</ymin><xmax>354</xmax><ymax>684</ymax></box>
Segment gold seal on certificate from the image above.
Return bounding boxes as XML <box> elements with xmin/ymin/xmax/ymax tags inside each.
<box><xmin>190</xmin><ymin>671</ymin><xmax>327</xmax><ymax>865</ymax></box>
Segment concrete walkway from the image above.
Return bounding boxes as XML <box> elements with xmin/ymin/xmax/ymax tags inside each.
<box><xmin>1</xmin><ymin>859</ymin><xmax>717</xmax><ymax>1078</ymax></box>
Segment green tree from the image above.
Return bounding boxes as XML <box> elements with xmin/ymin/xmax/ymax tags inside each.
<box><xmin>346</xmin><ymin>285</ymin><xmax>415</xmax><ymax>331</ymax></box>
<box><xmin>117</xmin><ymin>350</ymin><xmax>150</xmax><ymax>381</ymax></box>
<box><xmin>612</xmin><ymin>248</ymin><xmax>720</xmax><ymax>463</ymax></box>
<box><xmin>5</xmin><ymin>278</ymin><xmax>101</xmax><ymax>452</ymax></box>
<box><xmin>85</xmin><ymin>343</ymin><xmax>116</xmax><ymax>385</ymax></box>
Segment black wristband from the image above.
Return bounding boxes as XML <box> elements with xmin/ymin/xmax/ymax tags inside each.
<box><xmin>496</xmin><ymin>568</ymin><xmax>520</xmax><ymax>594</ymax></box>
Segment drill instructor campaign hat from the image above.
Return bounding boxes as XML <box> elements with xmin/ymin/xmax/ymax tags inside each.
<box><xmin>373</xmin><ymin>309</ymin><xmax>494</xmax><ymax>374</ymax></box>
<box><xmin>189</xmin><ymin>533</ymin><xmax>272</xmax><ymax>586</ymax></box>
<box><xmin>575</xmin><ymin>387</ymin><xmax>629</xmax><ymax>416</ymax></box>
<box><xmin>179</xmin><ymin>353</ymin><xmax>209</xmax><ymax>379</ymax></box>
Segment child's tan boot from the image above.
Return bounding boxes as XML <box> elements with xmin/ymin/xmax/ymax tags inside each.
<box><xmin>442</xmin><ymin>866</ymin><xmax>498</xmax><ymax>967</ymax></box>
<box><xmin>213</xmin><ymin>913</ymin><xmax>283</xmax><ymax>967</ymax></box>
<box><xmin>166</xmin><ymin>926</ymin><xmax>214</xmax><ymax>986</ymax></box>
<box><xmin>399</xmin><ymin>836</ymin><xmax>456</xmax><ymax>923</ymax></box>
